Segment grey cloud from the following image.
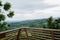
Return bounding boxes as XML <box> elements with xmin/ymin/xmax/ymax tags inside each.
<box><xmin>7</xmin><ymin>0</ymin><xmax>58</xmax><ymax>11</ymax></box>
<box><xmin>2</xmin><ymin>0</ymin><xmax>59</xmax><ymax>11</ymax></box>
<box><xmin>3</xmin><ymin>0</ymin><xmax>60</xmax><ymax>21</ymax></box>
<box><xmin>19</xmin><ymin>4</ymin><xmax>58</xmax><ymax>11</ymax></box>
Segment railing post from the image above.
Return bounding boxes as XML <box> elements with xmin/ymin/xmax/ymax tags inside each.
<box><xmin>51</xmin><ymin>31</ymin><xmax>54</xmax><ymax>40</ymax></box>
<box><xmin>0</xmin><ymin>33</ymin><xmax>6</xmax><ymax>39</ymax></box>
<box><xmin>24</xmin><ymin>28</ymin><xmax>29</xmax><ymax>40</ymax></box>
<box><xmin>16</xmin><ymin>29</ymin><xmax>21</xmax><ymax>40</ymax></box>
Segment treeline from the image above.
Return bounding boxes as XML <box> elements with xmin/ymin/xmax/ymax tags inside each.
<box><xmin>9</xmin><ymin>17</ymin><xmax>60</xmax><ymax>29</ymax></box>
<box><xmin>0</xmin><ymin>17</ymin><xmax>60</xmax><ymax>31</ymax></box>
<box><xmin>45</xmin><ymin>17</ymin><xmax>60</xmax><ymax>29</ymax></box>
<box><xmin>9</xmin><ymin>19</ymin><xmax>47</xmax><ymax>28</ymax></box>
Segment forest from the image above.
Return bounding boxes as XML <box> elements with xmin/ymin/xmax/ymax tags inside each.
<box><xmin>9</xmin><ymin>17</ymin><xmax>60</xmax><ymax>30</ymax></box>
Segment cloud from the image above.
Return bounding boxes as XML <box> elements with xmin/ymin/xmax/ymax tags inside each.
<box><xmin>2</xmin><ymin>0</ymin><xmax>60</xmax><ymax>21</ymax></box>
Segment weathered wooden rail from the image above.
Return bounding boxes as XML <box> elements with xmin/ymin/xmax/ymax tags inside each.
<box><xmin>0</xmin><ymin>27</ymin><xmax>60</xmax><ymax>40</ymax></box>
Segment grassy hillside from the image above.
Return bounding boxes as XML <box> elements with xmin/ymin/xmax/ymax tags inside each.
<box><xmin>9</xmin><ymin>19</ymin><xmax>47</xmax><ymax>29</ymax></box>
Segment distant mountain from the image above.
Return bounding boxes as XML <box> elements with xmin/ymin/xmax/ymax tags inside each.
<box><xmin>1</xmin><ymin>17</ymin><xmax>60</xmax><ymax>31</ymax></box>
<box><xmin>8</xmin><ymin>19</ymin><xmax>47</xmax><ymax>29</ymax></box>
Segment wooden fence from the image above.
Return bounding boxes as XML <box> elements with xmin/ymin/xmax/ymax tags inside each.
<box><xmin>0</xmin><ymin>27</ymin><xmax>60</xmax><ymax>40</ymax></box>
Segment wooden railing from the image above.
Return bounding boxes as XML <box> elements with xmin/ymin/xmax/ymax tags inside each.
<box><xmin>0</xmin><ymin>27</ymin><xmax>60</xmax><ymax>40</ymax></box>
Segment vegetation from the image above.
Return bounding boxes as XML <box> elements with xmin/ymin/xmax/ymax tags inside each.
<box><xmin>47</xmin><ymin>17</ymin><xmax>60</xmax><ymax>29</ymax></box>
<box><xmin>0</xmin><ymin>16</ymin><xmax>60</xmax><ymax>31</ymax></box>
<box><xmin>9</xmin><ymin>19</ymin><xmax>47</xmax><ymax>29</ymax></box>
<box><xmin>0</xmin><ymin>0</ymin><xmax>14</xmax><ymax>31</ymax></box>
<box><xmin>9</xmin><ymin>17</ymin><xmax>60</xmax><ymax>29</ymax></box>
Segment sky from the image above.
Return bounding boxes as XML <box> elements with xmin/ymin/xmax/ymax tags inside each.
<box><xmin>2</xmin><ymin>0</ymin><xmax>60</xmax><ymax>22</ymax></box>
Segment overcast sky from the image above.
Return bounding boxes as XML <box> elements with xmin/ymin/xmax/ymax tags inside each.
<box><xmin>2</xmin><ymin>0</ymin><xmax>60</xmax><ymax>22</ymax></box>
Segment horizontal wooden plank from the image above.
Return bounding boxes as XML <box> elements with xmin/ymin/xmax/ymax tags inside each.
<box><xmin>0</xmin><ymin>27</ymin><xmax>60</xmax><ymax>40</ymax></box>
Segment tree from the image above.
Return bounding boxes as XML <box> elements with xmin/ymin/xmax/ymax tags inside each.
<box><xmin>47</xmin><ymin>16</ymin><xmax>53</xmax><ymax>28</ymax></box>
<box><xmin>0</xmin><ymin>0</ymin><xmax>14</xmax><ymax>31</ymax></box>
<box><xmin>47</xmin><ymin>17</ymin><xmax>60</xmax><ymax>29</ymax></box>
<box><xmin>54</xmin><ymin>18</ymin><xmax>60</xmax><ymax>29</ymax></box>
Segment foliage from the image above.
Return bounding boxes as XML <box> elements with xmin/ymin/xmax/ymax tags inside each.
<box><xmin>47</xmin><ymin>17</ymin><xmax>53</xmax><ymax>28</ymax></box>
<box><xmin>47</xmin><ymin>17</ymin><xmax>60</xmax><ymax>29</ymax></box>
<box><xmin>0</xmin><ymin>1</ymin><xmax>2</xmax><ymax>6</ymax></box>
<box><xmin>0</xmin><ymin>0</ymin><xmax>14</xmax><ymax>31</ymax></box>
<box><xmin>7</xmin><ymin>17</ymin><xmax>60</xmax><ymax>30</ymax></box>
<box><xmin>0</xmin><ymin>14</ymin><xmax>5</xmax><ymax>21</ymax></box>
<box><xmin>9</xmin><ymin>19</ymin><xmax>47</xmax><ymax>29</ymax></box>
<box><xmin>7</xmin><ymin>11</ymin><xmax>14</xmax><ymax>18</ymax></box>
<box><xmin>4</xmin><ymin>2</ymin><xmax>11</xmax><ymax>11</ymax></box>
